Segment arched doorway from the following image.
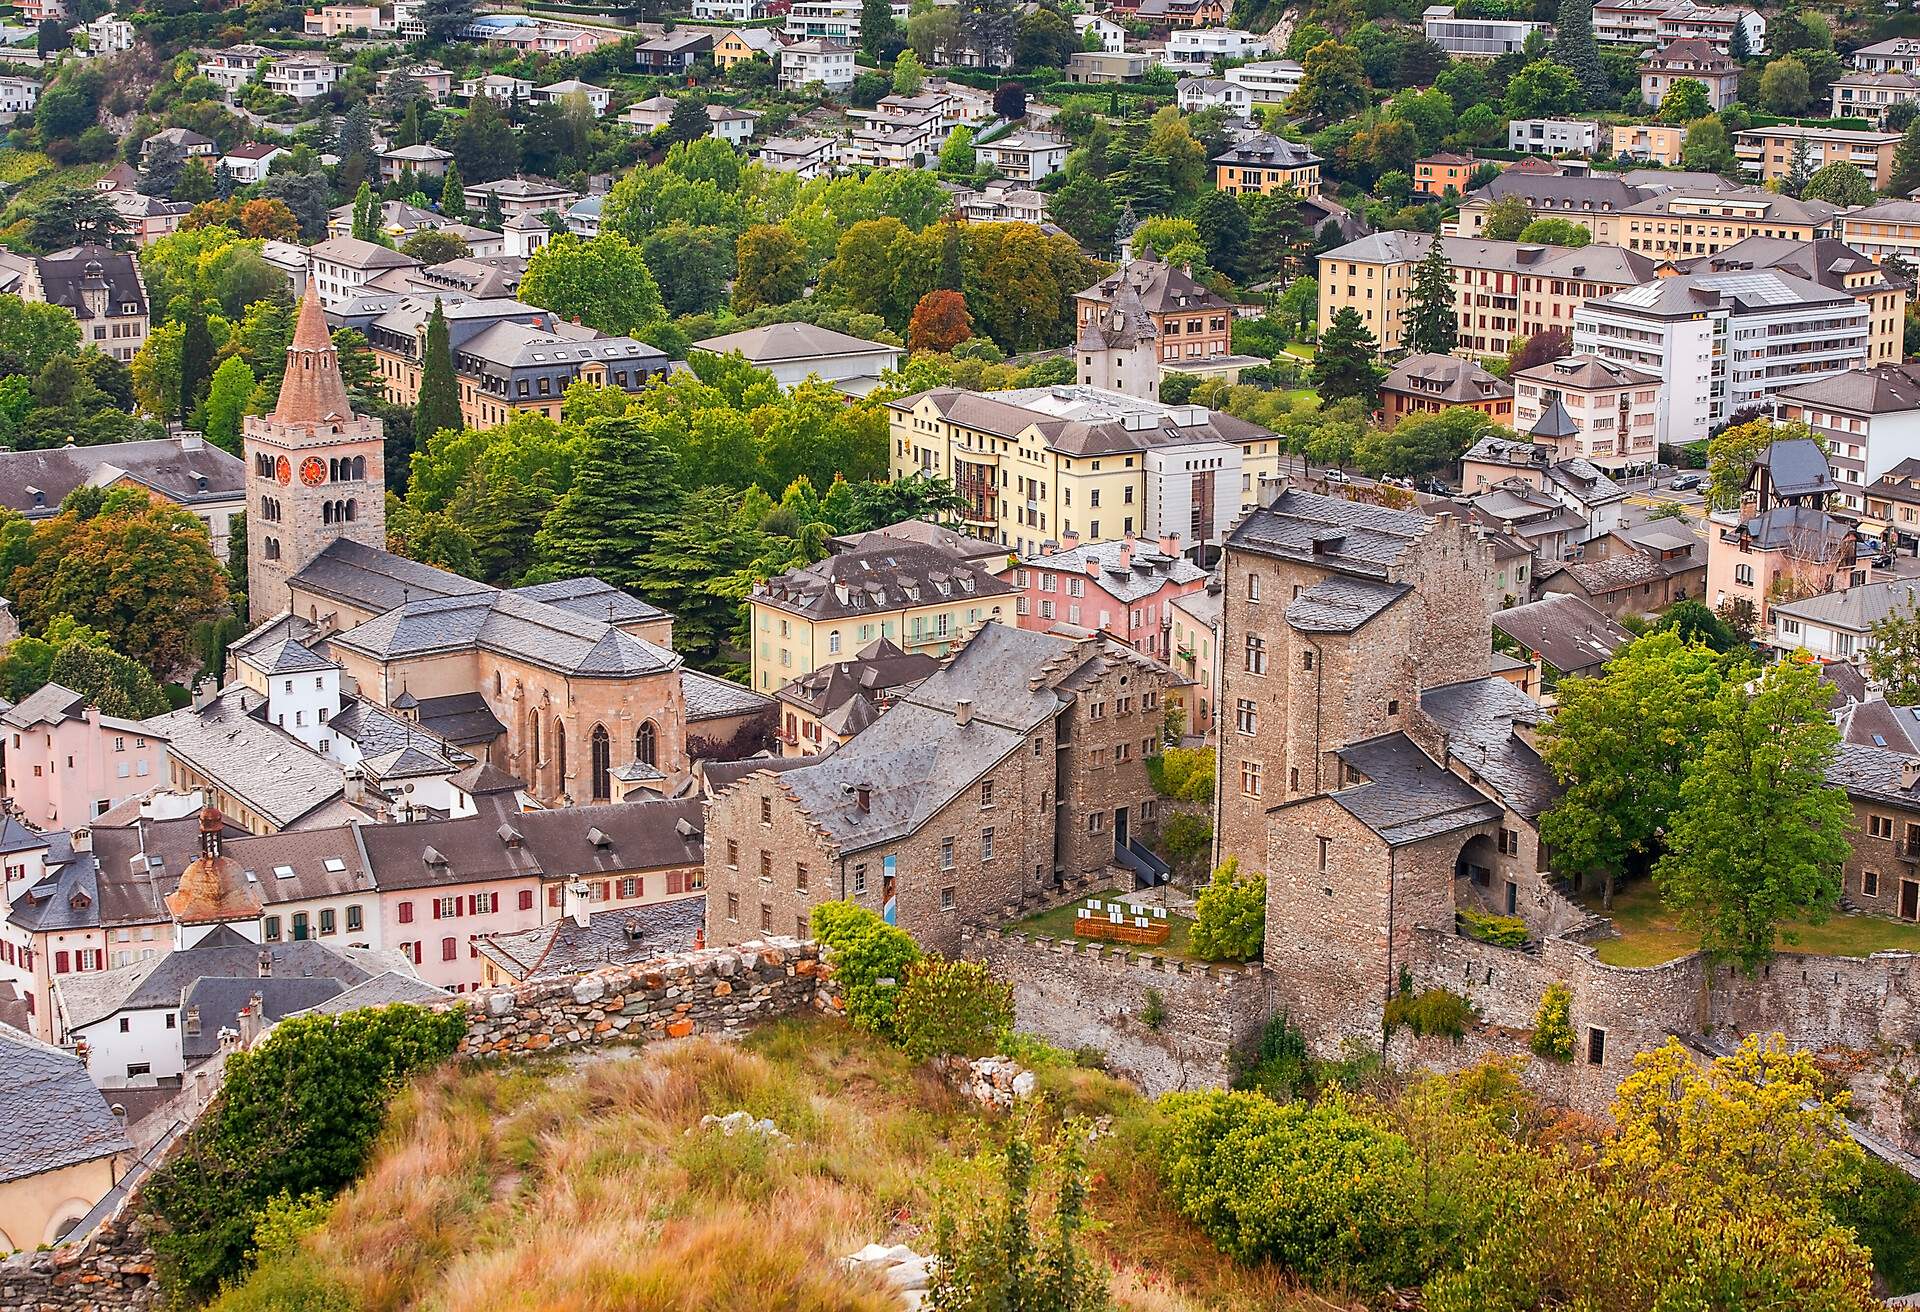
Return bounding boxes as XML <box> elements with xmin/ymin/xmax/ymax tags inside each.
<box><xmin>590</xmin><ymin>724</ymin><xmax>611</xmax><ymax>800</ymax></box>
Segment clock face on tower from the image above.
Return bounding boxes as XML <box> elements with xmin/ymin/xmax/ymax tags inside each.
<box><xmin>275</xmin><ymin>456</ymin><xmax>291</xmax><ymax>486</ymax></box>
<box><xmin>300</xmin><ymin>456</ymin><xmax>328</xmax><ymax>487</ymax></box>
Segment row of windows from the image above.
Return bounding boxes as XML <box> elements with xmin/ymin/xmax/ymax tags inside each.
<box><xmin>263</xmin><ymin>904</ymin><xmax>364</xmax><ymax>940</ymax></box>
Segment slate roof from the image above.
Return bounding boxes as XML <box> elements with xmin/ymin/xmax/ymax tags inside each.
<box><xmin>448</xmin><ymin>760</ymin><xmax>525</xmax><ymax>796</ymax></box>
<box><xmin>700</xmin><ymin>753</ymin><xmax>817</xmax><ymax>795</ymax></box>
<box><xmin>1754</xmin><ymin>437</ymin><xmax>1839</xmax><ymax>500</ymax></box>
<box><xmin>1827</xmin><ymin>741</ymin><xmax>1920</xmax><ymax>807</ymax></box>
<box><xmin>1075</xmin><ymin>258</ymin><xmax>1229</xmax><ymax>316</ymax></box>
<box><xmin>179</xmin><ymin>976</ymin><xmax>346</xmax><ymax>1061</ymax></box>
<box><xmin>1019</xmin><ymin>539</ymin><xmax>1208</xmax><ymax>604</ymax></box>
<box><xmin>682</xmin><ymin>669</ymin><xmax>775</xmax><ymax>722</ymax></box>
<box><xmin>413</xmin><ymin>691</ymin><xmax>508</xmax><ymax>746</ymax></box>
<box><xmin>0</xmin><ymin>437</ymin><xmax>244</xmax><ymax>518</ymax></box>
<box><xmin>55</xmin><ymin>929</ymin><xmax>399</xmax><ymax>1032</ymax></box>
<box><xmin>290</xmin><ymin>539</ymin><xmax>490</xmax><ymax>613</ymax></box>
<box><xmin>33</xmin><ymin>246</ymin><xmax>147</xmax><ymax>320</ymax></box>
<box><xmin>0</xmin><ymin>1024</ymin><xmax>130</xmax><ymax>1185</ymax></box>
<box><xmin>474</xmin><ymin>896</ymin><xmax>706</xmax><ymax>980</ymax></box>
<box><xmin>889</xmin><ymin>385</ymin><xmax>1273</xmax><ymax>459</ymax></box>
<box><xmin>1689</xmin><ymin>236</ymin><xmax>1900</xmax><ymax>296</ymax></box>
<box><xmin>1835</xmin><ymin>697</ymin><xmax>1920</xmax><ymax>753</ymax></box>
<box><xmin>0</xmin><ymin>816</ymin><xmax>48</xmax><ymax>856</ymax></box>
<box><xmin>1382</xmin><ymin>353</ymin><xmax>1511</xmax><ymax>405</ymax></box>
<box><xmin>775</xmin><ymin>639</ymin><xmax>940</xmax><ymax>733</ymax></box>
<box><xmin>332</xmin><ymin>589</ymin><xmax>681</xmax><ymax>680</ymax></box>
<box><xmin>1419</xmin><ymin>676</ymin><xmax>1556</xmax><ymax>820</ymax></box>
<box><xmin>773</xmin><ymin>624</ymin><xmax>1162</xmax><ymax>853</ymax></box>
<box><xmin>692</xmin><ymin>322</ymin><xmax>899</xmax><ymax>364</ymax></box>
<box><xmin>1284</xmin><ymin>577</ymin><xmax>1411</xmax><ymax>633</ymax></box>
<box><xmin>512</xmin><ymin>798</ymin><xmax>705</xmax><ymax>876</ymax></box>
<box><xmin>1325</xmin><ymin>733</ymin><xmax>1505</xmax><ymax>845</ymax></box>
<box><xmin>1225</xmin><ymin>488</ymin><xmax>1433</xmax><ymax>580</ymax></box>
<box><xmin>1210</xmin><ymin>132</ymin><xmax>1322</xmax><ymax>169</ymax></box>
<box><xmin>831</xmin><ymin>518</ymin><xmax>1010</xmax><ymax>566</ymax></box>
<box><xmin>293</xmin><ymin>970</ymin><xmax>452</xmax><ymax>1016</ymax></box>
<box><xmin>1737</xmin><ymin>505</ymin><xmax>1854</xmax><ymax>556</ymax></box>
<box><xmin>144</xmin><ymin>687</ymin><xmax>345</xmax><ymax>830</ymax></box>
<box><xmin>239</xmin><ymin>638</ymin><xmax>334</xmax><ymax>676</ymax></box>
<box><xmin>754</xmin><ymin>539</ymin><xmax>1017</xmax><ymax>622</ymax></box>
<box><xmin>308</xmin><ymin>236</ymin><xmax>419</xmax><ymax>271</ymax></box>
<box><xmin>1771</xmin><ymin>578</ymin><xmax>1920</xmax><ymax>634</ymax></box>
<box><xmin>508</xmin><ymin>577</ymin><xmax>668</xmax><ymax>626</ymax></box>
<box><xmin>8</xmin><ymin>849</ymin><xmax>100</xmax><ymax>936</ymax></box>
<box><xmin>1778</xmin><ymin>362</ymin><xmax>1920</xmax><ymax>415</ymax></box>
<box><xmin>1491</xmin><ymin>593</ymin><xmax>1631</xmax><ymax>675</ymax></box>
<box><xmin>326</xmin><ymin>698</ymin><xmax>468</xmax><ymax>767</ymax></box>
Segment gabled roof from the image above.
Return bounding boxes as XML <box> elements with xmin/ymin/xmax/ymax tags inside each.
<box><xmin>1776</xmin><ymin>362</ymin><xmax>1920</xmax><ymax>416</ymax></box>
<box><xmin>1226</xmin><ymin>488</ymin><xmax>1433</xmax><ymax>580</ymax></box>
<box><xmin>1382</xmin><ymin>352</ymin><xmax>1512</xmax><ymax>404</ymax></box>
<box><xmin>1419</xmin><ymin>676</ymin><xmax>1555</xmax><ymax>819</ymax></box>
<box><xmin>476</xmin><ymin>897</ymin><xmax>706</xmax><ymax>981</ymax></box>
<box><xmin>1491</xmin><ymin>593</ymin><xmax>1631</xmax><ymax>675</ymax></box>
<box><xmin>0</xmin><ymin>1025</ymin><xmax>130</xmax><ymax>1185</ymax></box>
<box><xmin>0</xmin><ymin>436</ymin><xmax>245</xmax><ymax>518</ymax></box>
<box><xmin>1324</xmin><ymin>733</ymin><xmax>1505</xmax><ymax>845</ymax></box>
<box><xmin>1753</xmin><ymin>437</ymin><xmax>1838</xmax><ymax>500</ymax></box>
<box><xmin>692</xmin><ymin>322</ymin><xmax>899</xmax><ymax>364</ymax></box>
<box><xmin>754</xmin><ymin>538</ymin><xmax>1016</xmax><ymax>622</ymax></box>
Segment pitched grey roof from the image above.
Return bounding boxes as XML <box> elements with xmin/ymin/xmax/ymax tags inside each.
<box><xmin>1226</xmin><ymin>488</ymin><xmax>1434</xmax><ymax>580</ymax></box>
<box><xmin>1382</xmin><ymin>352</ymin><xmax>1512</xmax><ymax>404</ymax></box>
<box><xmin>1210</xmin><ymin>132</ymin><xmax>1322</xmax><ymax>169</ymax></box>
<box><xmin>332</xmin><ymin>589</ymin><xmax>680</xmax><ymax>680</ymax></box>
<box><xmin>414</xmin><ymin>692</ymin><xmax>507</xmax><ymax>746</ymax></box>
<box><xmin>692</xmin><ymin>322</ymin><xmax>897</xmax><ymax>365</ymax></box>
<box><xmin>1491</xmin><ymin>593</ymin><xmax>1631</xmax><ymax>675</ymax></box>
<box><xmin>1327</xmin><ymin>733</ymin><xmax>1505</xmax><ymax>845</ymax></box>
<box><xmin>475</xmin><ymin>897</ymin><xmax>705</xmax><ymax>980</ymax></box>
<box><xmin>145</xmin><ymin>687</ymin><xmax>345</xmax><ymax>829</ymax></box>
<box><xmin>179</xmin><ymin>976</ymin><xmax>347</xmax><ymax>1061</ymax></box>
<box><xmin>1018</xmin><ymin>539</ymin><xmax>1207</xmax><ymax>604</ymax></box>
<box><xmin>1</xmin><ymin>682</ymin><xmax>87</xmax><ymax>731</ymax></box>
<box><xmin>33</xmin><ymin>246</ymin><xmax>147</xmax><ymax>320</ymax></box>
<box><xmin>1756</xmin><ymin>437</ymin><xmax>1840</xmax><ymax>500</ymax></box>
<box><xmin>1778</xmin><ymin>362</ymin><xmax>1920</xmax><ymax>415</ymax></box>
<box><xmin>682</xmin><ymin>668</ymin><xmax>775</xmax><ymax>722</ymax></box>
<box><xmin>1512</xmin><ymin>354</ymin><xmax>1660</xmax><ymax>390</ymax></box>
<box><xmin>290</xmin><ymin>539</ymin><xmax>491</xmax><ymax>613</ymax></box>
<box><xmin>7</xmin><ymin>849</ymin><xmax>98</xmax><ymax>935</ymax></box>
<box><xmin>293</xmin><ymin>970</ymin><xmax>452</xmax><ymax>1016</ymax></box>
<box><xmin>508</xmin><ymin>577</ymin><xmax>668</xmax><ymax>626</ymax></box>
<box><xmin>888</xmin><ymin>385</ymin><xmax>1273</xmax><ymax>459</ymax></box>
<box><xmin>1284</xmin><ymin>577</ymin><xmax>1411</xmax><ymax>633</ymax></box>
<box><xmin>1771</xmin><ymin>578</ymin><xmax>1920</xmax><ymax>634</ymax></box>
<box><xmin>242</xmin><ymin>638</ymin><xmax>335</xmax><ymax>676</ymax></box>
<box><xmin>0</xmin><ymin>437</ymin><xmax>243</xmax><ymax>517</ymax></box>
<box><xmin>1075</xmin><ymin>259</ymin><xmax>1230</xmax><ymax>316</ymax></box>
<box><xmin>513</xmin><ymin>798</ymin><xmax>705</xmax><ymax>876</ymax></box>
<box><xmin>774</xmin><ymin>639</ymin><xmax>939</xmax><ymax>724</ymax></box>
<box><xmin>1419</xmin><ymin>676</ymin><xmax>1556</xmax><ymax>819</ymax></box>
<box><xmin>0</xmin><ymin>1024</ymin><xmax>130</xmax><ymax>1184</ymax></box>
<box><xmin>1737</xmin><ymin>505</ymin><xmax>1853</xmax><ymax>555</ymax></box>
<box><xmin>1827</xmin><ymin>741</ymin><xmax>1920</xmax><ymax>807</ymax></box>
<box><xmin>754</xmin><ymin>539</ymin><xmax>1017</xmax><ymax>622</ymax></box>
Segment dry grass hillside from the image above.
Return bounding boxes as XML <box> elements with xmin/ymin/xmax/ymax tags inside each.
<box><xmin>212</xmin><ymin>1017</ymin><xmax>1343</xmax><ymax>1312</ymax></box>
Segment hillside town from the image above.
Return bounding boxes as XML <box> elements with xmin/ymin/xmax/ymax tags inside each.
<box><xmin>6</xmin><ymin>0</ymin><xmax>1920</xmax><ymax>1304</ymax></box>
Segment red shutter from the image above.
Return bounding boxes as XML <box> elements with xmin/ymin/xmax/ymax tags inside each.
<box><xmin>431</xmin><ymin>900</ymin><xmax>441</xmax><ymax>920</ymax></box>
<box><xmin>399</xmin><ymin>901</ymin><xmax>414</xmax><ymax>924</ymax></box>
<box><xmin>467</xmin><ymin>894</ymin><xmax>477</xmax><ymax>916</ymax></box>
<box><xmin>547</xmin><ymin>885</ymin><xmax>561</xmax><ymax>907</ymax></box>
<box><xmin>598</xmin><ymin>881</ymin><xmax>610</xmax><ymax>900</ymax></box>
<box><xmin>518</xmin><ymin>889</ymin><xmax>533</xmax><ymax>911</ymax></box>
<box><xmin>54</xmin><ymin>950</ymin><xmax>69</xmax><ymax>974</ymax></box>
<box><xmin>442</xmin><ymin>937</ymin><xmax>456</xmax><ymax>961</ymax></box>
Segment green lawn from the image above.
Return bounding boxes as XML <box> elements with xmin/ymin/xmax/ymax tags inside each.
<box><xmin>1583</xmin><ymin>879</ymin><xmax>1920</xmax><ymax>968</ymax></box>
<box><xmin>1280</xmin><ymin>341</ymin><xmax>1317</xmax><ymax>360</ymax></box>
<box><xmin>1008</xmin><ymin>889</ymin><xmax>1202</xmax><ymax>961</ymax></box>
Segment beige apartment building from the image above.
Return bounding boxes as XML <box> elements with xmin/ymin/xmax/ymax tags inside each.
<box><xmin>1735</xmin><ymin>125</ymin><xmax>1902</xmax><ymax>190</ymax></box>
<box><xmin>1610</xmin><ymin>123</ymin><xmax>1687</xmax><ymax>166</ymax></box>
<box><xmin>1597</xmin><ymin>187</ymin><xmax>1838</xmax><ymax>259</ymax></box>
<box><xmin>1511</xmin><ymin>355</ymin><xmax>1662</xmax><ymax>472</ymax></box>
<box><xmin>1840</xmin><ymin>200</ymin><xmax>1920</xmax><ymax>266</ymax></box>
<box><xmin>887</xmin><ymin>384</ymin><xmax>1285</xmax><ymax>557</ymax></box>
<box><xmin>1317</xmin><ymin>232</ymin><xmax>1655</xmax><ymax>356</ymax></box>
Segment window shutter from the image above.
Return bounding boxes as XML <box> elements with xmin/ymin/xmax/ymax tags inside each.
<box><xmin>400</xmin><ymin>901</ymin><xmax>414</xmax><ymax>924</ymax></box>
<box><xmin>432</xmin><ymin>900</ymin><xmax>441</xmax><ymax>920</ymax></box>
<box><xmin>55</xmin><ymin>950</ymin><xmax>69</xmax><ymax>973</ymax></box>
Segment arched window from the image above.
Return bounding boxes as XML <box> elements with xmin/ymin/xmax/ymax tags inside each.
<box><xmin>554</xmin><ymin>718</ymin><xmax>566</xmax><ymax>784</ymax></box>
<box><xmin>637</xmin><ymin>721</ymin><xmax>656</xmax><ymax>766</ymax></box>
<box><xmin>322</xmin><ymin>502</ymin><xmax>333</xmax><ymax>525</ymax></box>
<box><xmin>589</xmin><ymin>724</ymin><xmax>610</xmax><ymax>800</ymax></box>
<box><xmin>532</xmin><ymin>713</ymin><xmax>541</xmax><ymax>763</ymax></box>
<box><xmin>264</xmin><ymin>537</ymin><xmax>280</xmax><ymax>560</ymax></box>
<box><xmin>827</xmin><ymin>629</ymin><xmax>841</xmax><ymax>655</ymax></box>
<box><xmin>345</xmin><ymin>498</ymin><xmax>357</xmax><ymax>522</ymax></box>
<box><xmin>352</xmin><ymin>455</ymin><xmax>366</xmax><ymax>480</ymax></box>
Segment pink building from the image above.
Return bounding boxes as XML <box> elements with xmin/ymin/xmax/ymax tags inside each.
<box><xmin>1005</xmin><ymin>533</ymin><xmax>1209</xmax><ymax>660</ymax></box>
<box><xmin>1706</xmin><ymin>438</ymin><xmax>1864</xmax><ymax>630</ymax></box>
<box><xmin>2</xmin><ymin>684</ymin><xmax>167</xmax><ymax>829</ymax></box>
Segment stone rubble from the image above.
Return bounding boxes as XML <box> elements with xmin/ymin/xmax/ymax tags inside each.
<box><xmin>696</xmin><ymin>1110</ymin><xmax>789</xmax><ymax>1142</ymax></box>
<box><xmin>942</xmin><ymin>1054</ymin><xmax>1037</xmax><ymax>1110</ymax></box>
<box><xmin>842</xmin><ymin>1242</ymin><xmax>934</xmax><ymax>1310</ymax></box>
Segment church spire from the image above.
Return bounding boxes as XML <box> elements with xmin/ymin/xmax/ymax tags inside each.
<box><xmin>271</xmin><ymin>292</ymin><xmax>355</xmax><ymax>426</ymax></box>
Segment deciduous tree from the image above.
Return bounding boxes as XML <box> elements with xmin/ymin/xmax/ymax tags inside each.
<box><xmin>520</xmin><ymin>233</ymin><xmax>664</xmax><ymax>337</ymax></box>
<box><xmin>1803</xmin><ymin>161</ymin><xmax>1875</xmax><ymax>206</ymax></box>
<box><xmin>1290</xmin><ymin>40</ymin><xmax>1366</xmax><ymax>126</ymax></box>
<box><xmin>1657</xmin><ymin>76</ymin><xmax>1710</xmax><ymax>123</ymax></box>
<box><xmin>733</xmin><ymin>223</ymin><xmax>809</xmax><ymax>311</ymax></box>
<box><xmin>908</xmin><ymin>289</ymin><xmax>973</xmax><ymax>354</ymax></box>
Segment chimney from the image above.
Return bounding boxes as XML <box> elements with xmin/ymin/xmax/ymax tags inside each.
<box><xmin>955</xmin><ymin>699</ymin><xmax>973</xmax><ymax>727</ymax></box>
<box><xmin>257</xmin><ymin>949</ymin><xmax>272</xmax><ymax>978</ymax></box>
<box><xmin>184</xmin><ymin>1004</ymin><xmax>201</xmax><ymax>1037</ymax></box>
<box><xmin>192</xmin><ymin>679</ymin><xmax>216</xmax><ymax>712</ymax></box>
<box><xmin>180</xmin><ymin>432</ymin><xmax>204</xmax><ymax>452</ymax></box>
<box><xmin>1158</xmin><ymin>531</ymin><xmax>1180</xmax><ymax>558</ymax></box>
<box><xmin>343</xmin><ymin>767</ymin><xmax>367</xmax><ymax>808</ymax></box>
<box><xmin>1085</xmin><ymin>555</ymin><xmax>1101</xmax><ymax>577</ymax></box>
<box><xmin>694</xmin><ymin>926</ymin><xmax>706</xmax><ymax>950</ymax></box>
<box><xmin>1119</xmin><ymin>541</ymin><xmax>1133</xmax><ymax>571</ymax></box>
<box><xmin>564</xmin><ymin>879</ymin><xmax>592</xmax><ymax>928</ymax></box>
<box><xmin>239</xmin><ymin>994</ymin><xmax>265</xmax><ymax>1047</ymax></box>
<box><xmin>1902</xmin><ymin>760</ymin><xmax>1920</xmax><ymax>792</ymax></box>
<box><xmin>855</xmin><ymin>783</ymin><xmax>872</xmax><ymax>813</ymax></box>
<box><xmin>1040</xmin><ymin>540</ymin><xmax>1056</xmax><ymax>556</ymax></box>
<box><xmin>1062</xmin><ymin>529</ymin><xmax>1080</xmax><ymax>548</ymax></box>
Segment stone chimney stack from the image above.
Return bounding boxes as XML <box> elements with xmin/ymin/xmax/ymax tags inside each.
<box><xmin>564</xmin><ymin>879</ymin><xmax>593</xmax><ymax>928</ymax></box>
<box><xmin>1158</xmin><ymin>531</ymin><xmax>1181</xmax><ymax>558</ymax></box>
<box><xmin>955</xmin><ymin>699</ymin><xmax>973</xmax><ymax>727</ymax></box>
<box><xmin>855</xmin><ymin>784</ymin><xmax>872</xmax><ymax>813</ymax></box>
<box><xmin>257</xmin><ymin>949</ymin><xmax>272</xmax><ymax>978</ymax></box>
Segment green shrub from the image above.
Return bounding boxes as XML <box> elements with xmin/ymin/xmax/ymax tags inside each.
<box><xmin>1831</xmin><ymin>1156</ymin><xmax>1920</xmax><ymax>1294</ymax></box>
<box><xmin>1190</xmin><ymin>856</ymin><xmax>1265</xmax><ymax>962</ymax></box>
<box><xmin>1234</xmin><ymin>1011</ymin><xmax>1310</xmax><ymax>1102</ymax></box>
<box><xmin>1529</xmin><ymin>982</ymin><xmax>1574</xmax><ymax>1062</ymax></box>
<box><xmin>931</xmin><ymin>1127</ymin><xmax>1106</xmax><ymax>1311</ymax></box>
<box><xmin>140</xmin><ymin>1004</ymin><xmax>466</xmax><ymax>1301</ymax></box>
<box><xmin>1458</xmin><ymin>907</ymin><xmax>1529</xmax><ymax>948</ymax></box>
<box><xmin>1153</xmin><ymin>1088</ymin><xmax>1420</xmax><ymax>1290</ymax></box>
<box><xmin>809</xmin><ymin>901</ymin><xmax>922</xmax><ymax>1041</ymax></box>
<box><xmin>893</xmin><ymin>957</ymin><xmax>1013</xmax><ymax>1063</ymax></box>
<box><xmin>1140</xmin><ymin>987</ymin><xmax>1167</xmax><ymax>1031</ymax></box>
<box><xmin>1384</xmin><ymin>987</ymin><xmax>1474</xmax><ymax>1041</ymax></box>
<box><xmin>1146</xmin><ymin>746</ymin><xmax>1215</xmax><ymax>803</ymax></box>
<box><xmin>1159</xmin><ymin>811</ymin><xmax>1211</xmax><ymax>869</ymax></box>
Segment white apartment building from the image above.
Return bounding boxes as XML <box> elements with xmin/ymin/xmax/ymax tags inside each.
<box><xmin>1574</xmin><ymin>268</ymin><xmax>1870</xmax><ymax>446</ymax></box>
<box><xmin>1830</xmin><ymin>71</ymin><xmax>1920</xmax><ymax>126</ymax></box>
<box><xmin>1773</xmin><ymin>364</ymin><xmax>1920</xmax><ymax>511</ymax></box>
<box><xmin>1074</xmin><ymin>13</ymin><xmax>1126</xmax><ymax>52</ymax></box>
<box><xmin>974</xmin><ymin>131</ymin><xmax>1071</xmax><ymax>182</ymax></box>
<box><xmin>782</xmin><ymin>0</ymin><xmax>906</xmax><ymax>42</ymax></box>
<box><xmin>758</xmin><ymin>134</ymin><xmax>840</xmax><ymax>179</ymax></box>
<box><xmin>262</xmin><ymin>53</ymin><xmax>344</xmax><ymax>101</ymax></box>
<box><xmin>1594</xmin><ymin>0</ymin><xmax>1667</xmax><ymax>44</ymax></box>
<box><xmin>197</xmin><ymin>44</ymin><xmax>273</xmax><ymax>95</ymax></box>
<box><xmin>76</xmin><ymin>13</ymin><xmax>133</xmax><ymax>53</ymax></box>
<box><xmin>306</xmin><ymin>236</ymin><xmax>420</xmax><ymax>309</ymax></box>
<box><xmin>1850</xmin><ymin>36</ymin><xmax>1920</xmax><ymax>75</ymax></box>
<box><xmin>0</xmin><ymin>75</ymin><xmax>38</xmax><ymax>123</ymax></box>
<box><xmin>1508</xmin><ymin>118</ymin><xmax>1600</xmax><ymax>155</ymax></box>
<box><xmin>459</xmin><ymin>73</ymin><xmax>533</xmax><ymax>102</ymax></box>
<box><xmin>1224</xmin><ymin>59</ymin><xmax>1305</xmax><ymax>103</ymax></box>
<box><xmin>1160</xmin><ymin>26</ymin><xmax>1269</xmax><ymax>69</ymax></box>
<box><xmin>778</xmin><ymin>38</ymin><xmax>857</xmax><ymax>91</ymax></box>
<box><xmin>533</xmin><ymin>79</ymin><xmax>612</xmax><ymax>116</ymax></box>
<box><xmin>1656</xmin><ymin>2</ymin><xmax>1764</xmax><ymax>51</ymax></box>
<box><xmin>1511</xmin><ymin>354</ymin><xmax>1662</xmax><ymax>473</ymax></box>
<box><xmin>692</xmin><ymin>0</ymin><xmax>764</xmax><ymax>18</ymax></box>
<box><xmin>1423</xmin><ymin>4</ymin><xmax>1549</xmax><ymax>56</ymax></box>
<box><xmin>1176</xmin><ymin>77</ymin><xmax>1252</xmax><ymax>114</ymax></box>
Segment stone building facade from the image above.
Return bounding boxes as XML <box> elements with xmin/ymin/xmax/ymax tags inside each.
<box><xmin>243</xmin><ymin>293</ymin><xmax>386</xmax><ymax>619</ymax></box>
<box><xmin>703</xmin><ymin>623</ymin><xmax>1176</xmax><ymax>955</ymax></box>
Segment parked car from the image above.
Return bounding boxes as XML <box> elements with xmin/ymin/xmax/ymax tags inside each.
<box><xmin>1670</xmin><ymin>472</ymin><xmax>1704</xmax><ymax>492</ymax></box>
<box><xmin>1323</xmin><ymin>468</ymin><xmax>1351</xmax><ymax>484</ymax></box>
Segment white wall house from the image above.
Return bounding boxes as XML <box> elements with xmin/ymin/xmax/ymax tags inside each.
<box><xmin>1423</xmin><ymin>4</ymin><xmax>1548</xmax><ymax>55</ymax></box>
<box><xmin>1160</xmin><ymin>27</ymin><xmax>1268</xmax><ymax>70</ymax></box>
<box><xmin>1073</xmin><ymin>13</ymin><xmax>1126</xmax><ymax>52</ymax></box>
<box><xmin>1507</xmin><ymin>118</ymin><xmax>1600</xmax><ymax>155</ymax></box>
<box><xmin>1224</xmin><ymin>59</ymin><xmax>1305</xmax><ymax>103</ymax></box>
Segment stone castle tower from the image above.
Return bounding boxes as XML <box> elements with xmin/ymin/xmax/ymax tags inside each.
<box><xmin>245</xmin><ymin>293</ymin><xmax>386</xmax><ymax>621</ymax></box>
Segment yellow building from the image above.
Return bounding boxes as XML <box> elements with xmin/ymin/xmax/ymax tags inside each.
<box><xmin>885</xmin><ymin>384</ymin><xmax>1285</xmax><ymax>559</ymax></box>
<box><xmin>1209</xmin><ymin>133</ymin><xmax>1323</xmax><ymax>198</ymax></box>
<box><xmin>1839</xmin><ymin>199</ymin><xmax>1920</xmax><ymax>266</ymax></box>
<box><xmin>748</xmin><ymin>541</ymin><xmax>1018</xmax><ymax>693</ymax></box>
<box><xmin>710</xmin><ymin>27</ymin><xmax>780</xmax><ymax>69</ymax></box>
<box><xmin>1610</xmin><ymin>123</ymin><xmax>1687</xmax><ymax>166</ymax></box>
<box><xmin>1734</xmin><ymin>125</ymin><xmax>1902</xmax><ymax>190</ymax></box>
<box><xmin>1596</xmin><ymin>187</ymin><xmax>1837</xmax><ymax>259</ymax></box>
<box><xmin>0</xmin><ymin>1027</ymin><xmax>130</xmax><ymax>1252</ymax></box>
<box><xmin>1317</xmin><ymin>231</ymin><xmax>1656</xmax><ymax>356</ymax></box>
